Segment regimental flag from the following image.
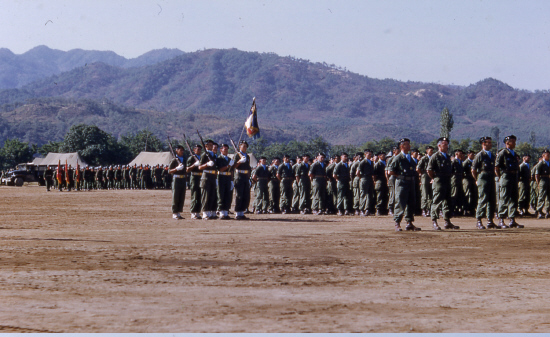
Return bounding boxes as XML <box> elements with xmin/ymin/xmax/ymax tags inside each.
<box><xmin>56</xmin><ymin>160</ymin><xmax>62</xmax><ymax>184</ymax></box>
<box><xmin>245</xmin><ymin>97</ymin><xmax>260</xmax><ymax>140</ymax></box>
<box><xmin>65</xmin><ymin>159</ymin><xmax>69</xmax><ymax>182</ymax></box>
<box><xmin>76</xmin><ymin>160</ymin><xmax>81</xmax><ymax>183</ymax></box>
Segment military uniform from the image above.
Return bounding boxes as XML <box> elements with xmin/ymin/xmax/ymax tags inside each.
<box><xmin>428</xmin><ymin>151</ymin><xmax>457</xmax><ymax>229</ymax></box>
<box><xmin>386</xmin><ymin>155</ymin><xmax>397</xmax><ymax>214</ymax></box>
<box><xmin>253</xmin><ymin>164</ymin><xmax>270</xmax><ymax>213</ymax></box>
<box><xmin>309</xmin><ymin>160</ymin><xmax>327</xmax><ymax>214</ymax></box>
<box><xmin>325</xmin><ymin>161</ymin><xmax>338</xmax><ymax>214</ymax></box>
<box><xmin>234</xmin><ymin>151</ymin><xmax>252</xmax><ymax>218</ymax></box>
<box><xmin>518</xmin><ymin>161</ymin><xmax>531</xmax><ymax>214</ymax></box>
<box><xmin>44</xmin><ymin>167</ymin><xmax>54</xmax><ymax>191</ymax></box>
<box><xmin>462</xmin><ymin>157</ymin><xmax>477</xmax><ymax>216</ymax></box>
<box><xmin>298</xmin><ymin>161</ymin><xmax>312</xmax><ymax>213</ymax></box>
<box><xmin>351</xmin><ymin>159</ymin><xmax>361</xmax><ymax>214</ymax></box>
<box><xmin>472</xmin><ymin>150</ymin><xmax>497</xmax><ymax>224</ymax></box>
<box><xmin>496</xmin><ymin>147</ymin><xmax>520</xmax><ymax>222</ymax></box>
<box><xmin>215</xmin><ymin>153</ymin><xmax>233</xmax><ymax>218</ymax></box>
<box><xmin>357</xmin><ymin>157</ymin><xmax>375</xmax><ymax>215</ymax></box>
<box><xmin>450</xmin><ymin>157</ymin><xmax>465</xmax><ymax>215</ymax></box>
<box><xmin>417</xmin><ymin>155</ymin><xmax>433</xmax><ymax>214</ymax></box>
<box><xmin>169</xmin><ymin>156</ymin><xmax>187</xmax><ymax>216</ymax></box>
<box><xmin>291</xmin><ymin>162</ymin><xmax>301</xmax><ymax>211</ymax></box>
<box><xmin>388</xmin><ymin>151</ymin><xmax>418</xmax><ymax>229</ymax></box>
<box><xmin>534</xmin><ymin>159</ymin><xmax>550</xmax><ymax>217</ymax></box>
<box><xmin>373</xmin><ymin>159</ymin><xmax>388</xmax><ymax>214</ymax></box>
<box><xmin>268</xmin><ymin>164</ymin><xmax>280</xmax><ymax>213</ymax></box>
<box><xmin>187</xmin><ymin>155</ymin><xmax>202</xmax><ymax>217</ymax></box>
<box><xmin>333</xmin><ymin>161</ymin><xmax>352</xmax><ymax>214</ymax></box>
<box><xmin>277</xmin><ymin>161</ymin><xmax>294</xmax><ymax>213</ymax></box>
<box><xmin>199</xmin><ymin>151</ymin><xmax>218</xmax><ymax>218</ymax></box>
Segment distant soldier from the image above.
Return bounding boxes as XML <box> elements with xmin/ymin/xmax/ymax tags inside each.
<box><xmin>199</xmin><ymin>139</ymin><xmax>219</xmax><ymax>220</ymax></box>
<box><xmin>233</xmin><ymin>140</ymin><xmax>252</xmax><ymax>220</ymax></box>
<box><xmin>450</xmin><ymin>149</ymin><xmax>465</xmax><ymax>216</ymax></box>
<box><xmin>309</xmin><ymin>153</ymin><xmax>327</xmax><ymax>215</ymax></box>
<box><xmin>530</xmin><ymin>158</ymin><xmax>540</xmax><ymax>211</ymax></box>
<box><xmin>373</xmin><ymin>152</ymin><xmax>389</xmax><ymax>216</ymax></box>
<box><xmin>297</xmin><ymin>154</ymin><xmax>312</xmax><ymax>214</ymax></box>
<box><xmin>277</xmin><ymin>154</ymin><xmax>294</xmax><ymax>214</ymax></box>
<box><xmin>388</xmin><ymin>138</ymin><xmax>421</xmax><ymax>231</ymax></box>
<box><xmin>325</xmin><ymin>155</ymin><xmax>340</xmax><ymax>214</ymax></box>
<box><xmin>268</xmin><ymin>158</ymin><xmax>281</xmax><ymax>213</ymax></box>
<box><xmin>252</xmin><ymin>156</ymin><xmax>270</xmax><ymax>214</ymax></box>
<box><xmin>129</xmin><ymin>164</ymin><xmax>137</xmax><ymax>189</ymax></box>
<box><xmin>462</xmin><ymin>150</ymin><xmax>477</xmax><ymax>216</ymax></box>
<box><xmin>333</xmin><ymin>152</ymin><xmax>353</xmax><ymax>216</ymax></box>
<box><xmin>291</xmin><ymin>156</ymin><xmax>302</xmax><ymax>213</ymax></box>
<box><xmin>417</xmin><ymin>145</ymin><xmax>434</xmax><ymax>217</ymax></box>
<box><xmin>534</xmin><ymin>149</ymin><xmax>550</xmax><ymax>219</ymax></box>
<box><xmin>95</xmin><ymin>166</ymin><xmax>104</xmax><ymax>190</ymax></box>
<box><xmin>411</xmin><ymin>148</ymin><xmax>422</xmax><ymax>215</ymax></box>
<box><xmin>427</xmin><ymin>137</ymin><xmax>459</xmax><ymax>230</ymax></box>
<box><xmin>107</xmin><ymin>166</ymin><xmax>115</xmax><ymax>189</ymax></box>
<box><xmin>186</xmin><ymin>144</ymin><xmax>203</xmax><ymax>219</ymax></box>
<box><xmin>351</xmin><ymin>152</ymin><xmax>362</xmax><ymax>215</ymax></box>
<box><xmin>44</xmin><ymin>165</ymin><xmax>54</xmax><ymax>191</ymax></box>
<box><xmin>357</xmin><ymin>149</ymin><xmax>375</xmax><ymax>216</ymax></box>
<box><xmin>154</xmin><ymin>164</ymin><xmax>163</xmax><ymax>189</ymax></box>
<box><xmin>495</xmin><ymin>135</ymin><xmax>523</xmax><ymax>228</ymax></box>
<box><xmin>472</xmin><ymin>136</ymin><xmax>501</xmax><ymax>229</ymax></box>
<box><xmin>215</xmin><ymin>143</ymin><xmax>233</xmax><ymax>220</ymax></box>
<box><xmin>168</xmin><ymin>145</ymin><xmax>187</xmax><ymax>220</ymax></box>
<box><xmin>518</xmin><ymin>154</ymin><xmax>532</xmax><ymax>216</ymax></box>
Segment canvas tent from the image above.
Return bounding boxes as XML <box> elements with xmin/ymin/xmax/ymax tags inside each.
<box><xmin>34</xmin><ymin>152</ymin><xmax>89</xmax><ymax>167</ymax></box>
<box><xmin>129</xmin><ymin>152</ymin><xmax>174</xmax><ymax>167</ymax></box>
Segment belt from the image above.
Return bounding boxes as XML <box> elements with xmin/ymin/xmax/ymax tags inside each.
<box><xmin>173</xmin><ymin>174</ymin><xmax>186</xmax><ymax>179</ymax></box>
<box><xmin>281</xmin><ymin>177</ymin><xmax>294</xmax><ymax>180</ymax></box>
<box><xmin>236</xmin><ymin>169</ymin><xmax>249</xmax><ymax>174</ymax></box>
<box><xmin>218</xmin><ymin>171</ymin><xmax>232</xmax><ymax>176</ymax></box>
<box><xmin>256</xmin><ymin>177</ymin><xmax>268</xmax><ymax>180</ymax></box>
<box><xmin>203</xmin><ymin>170</ymin><xmax>217</xmax><ymax>174</ymax></box>
<box><xmin>312</xmin><ymin>175</ymin><xmax>326</xmax><ymax>178</ymax></box>
<box><xmin>396</xmin><ymin>175</ymin><xmax>415</xmax><ymax>181</ymax></box>
<box><xmin>502</xmin><ymin>170</ymin><xmax>518</xmax><ymax>174</ymax></box>
<box><xmin>191</xmin><ymin>172</ymin><xmax>203</xmax><ymax>176</ymax></box>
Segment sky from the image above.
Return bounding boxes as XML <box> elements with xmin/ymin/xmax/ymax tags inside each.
<box><xmin>1</xmin><ymin>0</ymin><xmax>549</xmax><ymax>91</ymax></box>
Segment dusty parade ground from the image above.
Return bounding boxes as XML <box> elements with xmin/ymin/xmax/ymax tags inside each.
<box><xmin>0</xmin><ymin>185</ymin><xmax>549</xmax><ymax>332</ymax></box>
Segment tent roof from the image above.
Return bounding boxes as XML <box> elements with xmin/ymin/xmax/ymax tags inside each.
<box><xmin>129</xmin><ymin>152</ymin><xmax>174</xmax><ymax>167</ymax></box>
<box><xmin>35</xmin><ymin>152</ymin><xmax>89</xmax><ymax>167</ymax></box>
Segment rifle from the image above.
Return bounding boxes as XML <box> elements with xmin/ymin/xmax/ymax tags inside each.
<box><xmin>166</xmin><ymin>136</ymin><xmax>182</xmax><ymax>165</ymax></box>
<box><xmin>227</xmin><ymin>132</ymin><xmax>241</xmax><ymax>156</ymax></box>
<box><xmin>196</xmin><ymin>130</ymin><xmax>215</xmax><ymax>162</ymax></box>
<box><xmin>183</xmin><ymin>133</ymin><xmax>201</xmax><ymax>163</ymax></box>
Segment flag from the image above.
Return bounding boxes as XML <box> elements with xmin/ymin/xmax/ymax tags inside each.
<box><xmin>245</xmin><ymin>97</ymin><xmax>260</xmax><ymax>139</ymax></box>
<box><xmin>56</xmin><ymin>160</ymin><xmax>62</xmax><ymax>184</ymax></box>
<box><xmin>76</xmin><ymin>160</ymin><xmax>81</xmax><ymax>183</ymax></box>
<box><xmin>65</xmin><ymin>159</ymin><xmax>69</xmax><ymax>182</ymax></box>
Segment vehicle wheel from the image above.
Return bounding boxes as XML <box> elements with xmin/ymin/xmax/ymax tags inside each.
<box><xmin>14</xmin><ymin>177</ymin><xmax>24</xmax><ymax>186</ymax></box>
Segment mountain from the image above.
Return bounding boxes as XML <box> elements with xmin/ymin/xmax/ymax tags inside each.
<box><xmin>0</xmin><ymin>45</ymin><xmax>184</xmax><ymax>89</ymax></box>
<box><xmin>0</xmin><ymin>48</ymin><xmax>549</xmax><ymax>147</ymax></box>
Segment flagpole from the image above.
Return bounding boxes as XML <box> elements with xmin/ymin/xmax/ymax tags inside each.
<box><xmin>237</xmin><ymin>124</ymin><xmax>246</xmax><ymax>145</ymax></box>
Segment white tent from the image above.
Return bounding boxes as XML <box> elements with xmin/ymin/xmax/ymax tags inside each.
<box><xmin>35</xmin><ymin>152</ymin><xmax>89</xmax><ymax>167</ymax></box>
<box><xmin>129</xmin><ymin>151</ymin><xmax>174</xmax><ymax>166</ymax></box>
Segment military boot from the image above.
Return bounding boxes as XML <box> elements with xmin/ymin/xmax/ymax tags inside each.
<box><xmin>509</xmin><ymin>218</ymin><xmax>524</xmax><ymax>228</ymax></box>
<box><xmin>486</xmin><ymin>218</ymin><xmax>498</xmax><ymax>229</ymax></box>
<box><xmin>476</xmin><ymin>218</ymin><xmax>486</xmax><ymax>230</ymax></box>
<box><xmin>498</xmin><ymin>218</ymin><xmax>509</xmax><ymax>229</ymax></box>
<box><xmin>432</xmin><ymin>220</ymin><xmax>442</xmax><ymax>231</ymax></box>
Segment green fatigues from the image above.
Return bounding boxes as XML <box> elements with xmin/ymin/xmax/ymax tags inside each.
<box><xmin>95</xmin><ymin>169</ymin><xmax>104</xmax><ymax>189</ymax></box>
<box><xmin>66</xmin><ymin>168</ymin><xmax>74</xmax><ymax>191</ymax></box>
<box><xmin>107</xmin><ymin>169</ymin><xmax>114</xmax><ymax>189</ymax></box>
<box><xmin>298</xmin><ymin>163</ymin><xmax>312</xmax><ymax>211</ymax></box>
<box><xmin>518</xmin><ymin>162</ymin><xmax>531</xmax><ymax>212</ymax></box>
<box><xmin>169</xmin><ymin>157</ymin><xmax>187</xmax><ymax>213</ymax></box>
<box><xmin>114</xmin><ymin>168</ymin><xmax>122</xmax><ymax>189</ymax></box>
<box><xmin>530</xmin><ymin>167</ymin><xmax>538</xmax><ymax>209</ymax></box>
<box><xmin>200</xmin><ymin>152</ymin><xmax>218</xmax><ymax>213</ymax></box>
<box><xmin>333</xmin><ymin>161</ymin><xmax>352</xmax><ymax>212</ymax></box>
<box><xmin>496</xmin><ymin>148</ymin><xmax>519</xmax><ymax>219</ymax></box>
<box><xmin>268</xmin><ymin>165</ymin><xmax>280</xmax><ymax>212</ymax></box>
<box><xmin>291</xmin><ymin>163</ymin><xmax>301</xmax><ymax>210</ymax></box>
<box><xmin>462</xmin><ymin>159</ymin><xmax>477</xmax><ymax>215</ymax></box>
<box><xmin>187</xmin><ymin>156</ymin><xmax>202</xmax><ymax>213</ymax></box>
<box><xmin>234</xmin><ymin>152</ymin><xmax>251</xmax><ymax>213</ymax></box>
<box><xmin>386</xmin><ymin>156</ymin><xmax>397</xmax><ymax>213</ymax></box>
<box><xmin>154</xmin><ymin>166</ymin><xmax>162</xmax><ymax>189</ymax></box>
<box><xmin>326</xmin><ymin>163</ymin><xmax>337</xmax><ymax>213</ymax></box>
<box><xmin>309</xmin><ymin>161</ymin><xmax>327</xmax><ymax>212</ymax></box>
<box><xmin>373</xmin><ymin>160</ymin><xmax>388</xmax><ymax>213</ymax></box>
<box><xmin>535</xmin><ymin>160</ymin><xmax>550</xmax><ymax>214</ymax></box>
<box><xmin>253</xmin><ymin>164</ymin><xmax>270</xmax><ymax>212</ymax></box>
<box><xmin>129</xmin><ymin>166</ymin><xmax>137</xmax><ymax>189</ymax></box>
<box><xmin>428</xmin><ymin>152</ymin><xmax>453</xmax><ymax>221</ymax></box>
<box><xmin>357</xmin><ymin>158</ymin><xmax>375</xmax><ymax>213</ymax></box>
<box><xmin>351</xmin><ymin>161</ymin><xmax>360</xmax><ymax>212</ymax></box>
<box><xmin>417</xmin><ymin>155</ymin><xmax>433</xmax><ymax>212</ymax></box>
<box><xmin>277</xmin><ymin>163</ymin><xmax>294</xmax><ymax>211</ymax></box>
<box><xmin>216</xmin><ymin>155</ymin><xmax>233</xmax><ymax>212</ymax></box>
<box><xmin>44</xmin><ymin>168</ymin><xmax>54</xmax><ymax>191</ymax></box>
<box><xmin>472</xmin><ymin>150</ymin><xmax>497</xmax><ymax>219</ymax></box>
<box><xmin>451</xmin><ymin>158</ymin><xmax>464</xmax><ymax>214</ymax></box>
<box><xmin>389</xmin><ymin>153</ymin><xmax>417</xmax><ymax>223</ymax></box>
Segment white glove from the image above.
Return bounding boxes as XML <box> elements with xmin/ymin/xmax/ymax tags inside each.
<box><xmin>176</xmin><ymin>164</ymin><xmax>184</xmax><ymax>171</ymax></box>
<box><xmin>229</xmin><ymin>160</ymin><xmax>235</xmax><ymax>166</ymax></box>
<box><xmin>193</xmin><ymin>161</ymin><xmax>200</xmax><ymax>167</ymax></box>
<box><xmin>230</xmin><ymin>181</ymin><xmax>234</xmax><ymax>190</ymax></box>
<box><xmin>238</xmin><ymin>157</ymin><xmax>246</xmax><ymax>164</ymax></box>
<box><xmin>207</xmin><ymin>161</ymin><xmax>214</xmax><ymax>167</ymax></box>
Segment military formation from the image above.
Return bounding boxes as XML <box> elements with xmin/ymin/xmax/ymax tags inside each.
<box><xmin>39</xmin><ymin>135</ymin><xmax>550</xmax><ymax>231</ymax></box>
<box><xmin>43</xmin><ymin>164</ymin><xmax>173</xmax><ymax>192</ymax></box>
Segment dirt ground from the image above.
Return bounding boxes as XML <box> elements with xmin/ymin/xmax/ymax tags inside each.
<box><xmin>0</xmin><ymin>185</ymin><xmax>549</xmax><ymax>332</ymax></box>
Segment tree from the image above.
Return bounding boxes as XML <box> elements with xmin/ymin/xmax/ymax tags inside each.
<box><xmin>119</xmin><ymin>129</ymin><xmax>165</xmax><ymax>158</ymax></box>
<box><xmin>529</xmin><ymin>131</ymin><xmax>537</xmax><ymax>148</ymax></box>
<box><xmin>440</xmin><ymin>107</ymin><xmax>454</xmax><ymax>139</ymax></box>
<box><xmin>0</xmin><ymin>138</ymin><xmax>34</xmax><ymax>170</ymax></box>
<box><xmin>38</xmin><ymin>141</ymin><xmax>62</xmax><ymax>156</ymax></box>
<box><xmin>490</xmin><ymin>126</ymin><xmax>500</xmax><ymax>152</ymax></box>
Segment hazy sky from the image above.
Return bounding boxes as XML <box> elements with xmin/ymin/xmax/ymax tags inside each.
<box><xmin>2</xmin><ymin>0</ymin><xmax>549</xmax><ymax>91</ymax></box>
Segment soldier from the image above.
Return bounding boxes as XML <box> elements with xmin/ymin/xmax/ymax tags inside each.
<box><xmin>357</xmin><ymin>149</ymin><xmax>375</xmax><ymax>216</ymax></box>
<box><xmin>351</xmin><ymin>152</ymin><xmax>362</xmax><ymax>215</ymax></box>
<box><xmin>417</xmin><ymin>145</ymin><xmax>434</xmax><ymax>217</ymax></box>
<box><xmin>277</xmin><ymin>154</ymin><xmax>294</xmax><ymax>214</ymax></box>
<box><xmin>386</xmin><ymin>146</ymin><xmax>400</xmax><ymax>215</ymax></box>
<box><xmin>373</xmin><ymin>152</ymin><xmax>389</xmax><ymax>215</ymax></box>
<box><xmin>451</xmin><ymin>149</ymin><xmax>465</xmax><ymax>216</ymax></box>
<box><xmin>44</xmin><ymin>165</ymin><xmax>54</xmax><ymax>191</ymax></box>
<box><xmin>411</xmin><ymin>148</ymin><xmax>422</xmax><ymax>216</ymax></box>
<box><xmin>531</xmin><ymin>157</ymin><xmax>541</xmax><ymax>212</ymax></box>
<box><xmin>216</xmin><ymin>143</ymin><xmax>234</xmax><ymax>220</ymax></box>
<box><xmin>233</xmin><ymin>140</ymin><xmax>252</xmax><ymax>220</ymax></box>
<box><xmin>168</xmin><ymin>145</ymin><xmax>187</xmax><ymax>220</ymax></box>
<box><xmin>326</xmin><ymin>155</ymin><xmax>340</xmax><ymax>214</ymax></box>
<box><xmin>297</xmin><ymin>154</ymin><xmax>312</xmax><ymax>214</ymax></box>
<box><xmin>268</xmin><ymin>158</ymin><xmax>281</xmax><ymax>213</ymax></box>
<box><xmin>198</xmin><ymin>139</ymin><xmax>218</xmax><ymax>220</ymax></box>
<box><xmin>291</xmin><ymin>157</ymin><xmax>302</xmax><ymax>213</ymax></box>
<box><xmin>495</xmin><ymin>135</ymin><xmax>523</xmax><ymax>228</ymax></box>
<box><xmin>518</xmin><ymin>154</ymin><xmax>532</xmax><ymax>216</ymax></box>
<box><xmin>252</xmin><ymin>156</ymin><xmax>270</xmax><ymax>214</ymax></box>
<box><xmin>95</xmin><ymin>166</ymin><xmax>103</xmax><ymax>190</ymax></box>
<box><xmin>427</xmin><ymin>137</ymin><xmax>459</xmax><ymax>230</ymax></box>
<box><xmin>388</xmin><ymin>138</ymin><xmax>421</xmax><ymax>231</ymax></box>
<box><xmin>309</xmin><ymin>152</ymin><xmax>327</xmax><ymax>215</ymax></box>
<box><xmin>534</xmin><ymin>149</ymin><xmax>550</xmax><ymax>219</ymax></box>
<box><xmin>186</xmin><ymin>144</ymin><xmax>203</xmax><ymax>219</ymax></box>
<box><xmin>129</xmin><ymin>164</ymin><xmax>137</xmax><ymax>189</ymax></box>
<box><xmin>333</xmin><ymin>152</ymin><xmax>353</xmax><ymax>216</ymax></box>
<box><xmin>462</xmin><ymin>150</ymin><xmax>477</xmax><ymax>217</ymax></box>
<box><xmin>66</xmin><ymin>165</ymin><xmax>74</xmax><ymax>191</ymax></box>
<box><xmin>472</xmin><ymin>136</ymin><xmax>501</xmax><ymax>229</ymax></box>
